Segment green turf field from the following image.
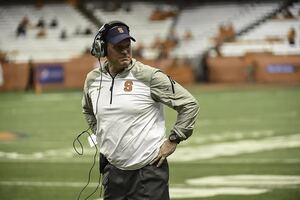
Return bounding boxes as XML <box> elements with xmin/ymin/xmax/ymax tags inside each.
<box><xmin>0</xmin><ymin>85</ymin><xmax>300</xmax><ymax>200</ymax></box>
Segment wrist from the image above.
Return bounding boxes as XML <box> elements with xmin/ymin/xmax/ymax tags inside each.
<box><xmin>168</xmin><ymin>132</ymin><xmax>181</xmax><ymax>144</ymax></box>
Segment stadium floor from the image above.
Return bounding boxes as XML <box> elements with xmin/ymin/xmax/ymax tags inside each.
<box><xmin>0</xmin><ymin>84</ymin><xmax>300</xmax><ymax>200</ymax></box>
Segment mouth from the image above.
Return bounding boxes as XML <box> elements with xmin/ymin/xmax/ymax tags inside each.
<box><xmin>120</xmin><ymin>57</ymin><xmax>130</xmax><ymax>61</ymax></box>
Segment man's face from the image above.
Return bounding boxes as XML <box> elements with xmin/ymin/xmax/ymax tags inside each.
<box><xmin>106</xmin><ymin>39</ymin><xmax>132</xmax><ymax>68</ymax></box>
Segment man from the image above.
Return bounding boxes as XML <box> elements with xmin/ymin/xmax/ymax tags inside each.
<box><xmin>82</xmin><ymin>21</ymin><xmax>199</xmax><ymax>200</ymax></box>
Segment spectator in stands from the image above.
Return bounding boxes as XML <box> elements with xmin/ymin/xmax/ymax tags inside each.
<box><xmin>60</xmin><ymin>28</ymin><xmax>67</xmax><ymax>40</ymax></box>
<box><xmin>287</xmin><ymin>27</ymin><xmax>296</xmax><ymax>46</ymax></box>
<box><xmin>183</xmin><ymin>29</ymin><xmax>193</xmax><ymax>41</ymax></box>
<box><xmin>132</xmin><ymin>42</ymin><xmax>144</xmax><ymax>58</ymax></box>
<box><xmin>49</xmin><ymin>17</ymin><xmax>58</xmax><ymax>28</ymax></box>
<box><xmin>224</xmin><ymin>22</ymin><xmax>235</xmax><ymax>41</ymax></box>
<box><xmin>16</xmin><ymin>16</ymin><xmax>30</xmax><ymax>37</ymax></box>
<box><xmin>150</xmin><ymin>5</ymin><xmax>178</xmax><ymax>21</ymax></box>
<box><xmin>216</xmin><ymin>24</ymin><xmax>226</xmax><ymax>44</ymax></box>
<box><xmin>36</xmin><ymin>17</ymin><xmax>45</xmax><ymax>28</ymax></box>
<box><xmin>85</xmin><ymin>20</ymin><xmax>199</xmax><ymax>200</ymax></box>
<box><xmin>152</xmin><ymin>35</ymin><xmax>163</xmax><ymax>49</ymax></box>
<box><xmin>216</xmin><ymin>22</ymin><xmax>235</xmax><ymax>43</ymax></box>
<box><xmin>157</xmin><ymin>44</ymin><xmax>170</xmax><ymax>60</ymax></box>
<box><xmin>84</xmin><ymin>27</ymin><xmax>93</xmax><ymax>35</ymax></box>
<box><xmin>36</xmin><ymin>27</ymin><xmax>47</xmax><ymax>38</ymax></box>
<box><xmin>16</xmin><ymin>22</ymin><xmax>27</xmax><ymax>37</ymax></box>
<box><xmin>165</xmin><ymin>28</ymin><xmax>179</xmax><ymax>49</ymax></box>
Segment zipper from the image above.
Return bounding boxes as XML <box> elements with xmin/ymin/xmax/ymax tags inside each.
<box><xmin>109</xmin><ymin>76</ymin><xmax>115</xmax><ymax>104</ymax></box>
<box><xmin>167</xmin><ymin>75</ymin><xmax>175</xmax><ymax>94</ymax></box>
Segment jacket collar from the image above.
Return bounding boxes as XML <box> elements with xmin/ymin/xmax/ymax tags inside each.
<box><xmin>101</xmin><ymin>58</ymin><xmax>136</xmax><ymax>77</ymax></box>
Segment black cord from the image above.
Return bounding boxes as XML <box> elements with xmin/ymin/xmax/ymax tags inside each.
<box><xmin>73</xmin><ymin>128</ymin><xmax>102</xmax><ymax>200</ymax></box>
<box><xmin>72</xmin><ymin>127</ymin><xmax>90</xmax><ymax>155</ymax></box>
<box><xmin>73</xmin><ymin>58</ymin><xmax>104</xmax><ymax>199</ymax></box>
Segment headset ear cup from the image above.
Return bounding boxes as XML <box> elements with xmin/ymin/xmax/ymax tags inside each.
<box><xmin>100</xmin><ymin>40</ymin><xmax>106</xmax><ymax>57</ymax></box>
<box><xmin>91</xmin><ymin>39</ymin><xmax>105</xmax><ymax>58</ymax></box>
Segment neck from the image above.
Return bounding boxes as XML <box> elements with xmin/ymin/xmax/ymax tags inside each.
<box><xmin>108</xmin><ymin>63</ymin><xmax>124</xmax><ymax>77</ymax></box>
<box><xmin>107</xmin><ymin>60</ymin><xmax>132</xmax><ymax>77</ymax></box>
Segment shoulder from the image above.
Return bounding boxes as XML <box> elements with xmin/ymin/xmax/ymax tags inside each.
<box><xmin>84</xmin><ymin>68</ymin><xmax>100</xmax><ymax>88</ymax></box>
<box><xmin>131</xmin><ymin>60</ymin><xmax>160</xmax><ymax>85</ymax></box>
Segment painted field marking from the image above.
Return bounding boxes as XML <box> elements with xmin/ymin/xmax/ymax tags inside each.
<box><xmin>169</xmin><ymin>187</ymin><xmax>268</xmax><ymax>199</ymax></box>
<box><xmin>1</xmin><ymin>133</ymin><xmax>300</xmax><ymax>162</ymax></box>
<box><xmin>2</xmin><ymin>174</ymin><xmax>300</xmax><ymax>199</ymax></box>
<box><xmin>0</xmin><ymin>180</ymin><xmax>98</xmax><ymax>188</ymax></box>
<box><xmin>0</xmin><ymin>181</ymin><xmax>269</xmax><ymax>199</ymax></box>
<box><xmin>169</xmin><ymin>133</ymin><xmax>300</xmax><ymax>161</ymax></box>
<box><xmin>186</xmin><ymin>175</ymin><xmax>300</xmax><ymax>188</ymax></box>
<box><xmin>184</xmin><ymin>130</ymin><xmax>274</xmax><ymax>145</ymax></box>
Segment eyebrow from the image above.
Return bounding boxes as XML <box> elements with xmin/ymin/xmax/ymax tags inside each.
<box><xmin>114</xmin><ymin>42</ymin><xmax>130</xmax><ymax>49</ymax></box>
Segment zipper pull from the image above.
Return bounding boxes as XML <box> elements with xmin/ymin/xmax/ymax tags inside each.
<box><xmin>167</xmin><ymin>75</ymin><xmax>175</xmax><ymax>94</ymax></box>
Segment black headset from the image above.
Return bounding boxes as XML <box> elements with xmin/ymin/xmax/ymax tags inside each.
<box><xmin>91</xmin><ymin>20</ymin><xmax>131</xmax><ymax>58</ymax></box>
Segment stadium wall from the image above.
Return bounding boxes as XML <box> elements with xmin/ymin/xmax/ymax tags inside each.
<box><xmin>0</xmin><ymin>63</ymin><xmax>29</xmax><ymax>91</ymax></box>
<box><xmin>207</xmin><ymin>54</ymin><xmax>300</xmax><ymax>84</ymax></box>
<box><xmin>0</xmin><ymin>54</ymin><xmax>96</xmax><ymax>92</ymax></box>
<box><xmin>0</xmin><ymin>55</ymin><xmax>195</xmax><ymax>92</ymax></box>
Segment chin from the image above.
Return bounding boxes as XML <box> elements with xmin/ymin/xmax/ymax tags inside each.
<box><xmin>120</xmin><ymin>59</ymin><xmax>131</xmax><ymax>67</ymax></box>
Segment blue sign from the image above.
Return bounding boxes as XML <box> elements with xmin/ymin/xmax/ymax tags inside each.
<box><xmin>37</xmin><ymin>64</ymin><xmax>64</xmax><ymax>84</ymax></box>
<box><xmin>266</xmin><ymin>64</ymin><xmax>295</xmax><ymax>74</ymax></box>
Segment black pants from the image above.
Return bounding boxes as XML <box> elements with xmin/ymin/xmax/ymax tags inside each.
<box><xmin>102</xmin><ymin>160</ymin><xmax>170</xmax><ymax>200</ymax></box>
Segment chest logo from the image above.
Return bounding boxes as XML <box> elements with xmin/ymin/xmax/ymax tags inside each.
<box><xmin>124</xmin><ymin>80</ymin><xmax>133</xmax><ymax>92</ymax></box>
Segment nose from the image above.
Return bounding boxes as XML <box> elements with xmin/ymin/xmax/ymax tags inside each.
<box><xmin>121</xmin><ymin>48</ymin><xmax>129</xmax><ymax>55</ymax></box>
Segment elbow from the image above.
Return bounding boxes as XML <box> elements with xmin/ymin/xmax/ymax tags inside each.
<box><xmin>192</xmin><ymin>98</ymin><xmax>200</xmax><ymax>116</ymax></box>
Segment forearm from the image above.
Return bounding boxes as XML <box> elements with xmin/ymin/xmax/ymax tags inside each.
<box><xmin>172</xmin><ymin>100</ymin><xmax>199</xmax><ymax>140</ymax></box>
<box><xmin>83</xmin><ymin>112</ymin><xmax>97</xmax><ymax>134</ymax></box>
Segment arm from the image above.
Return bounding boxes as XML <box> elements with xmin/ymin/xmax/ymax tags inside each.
<box><xmin>150</xmin><ymin>71</ymin><xmax>199</xmax><ymax>166</ymax></box>
<box><xmin>82</xmin><ymin>78</ymin><xmax>97</xmax><ymax>134</ymax></box>
<box><xmin>151</xmin><ymin>71</ymin><xmax>199</xmax><ymax>141</ymax></box>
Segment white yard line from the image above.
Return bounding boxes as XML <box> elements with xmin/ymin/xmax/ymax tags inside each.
<box><xmin>169</xmin><ymin>187</ymin><xmax>268</xmax><ymax>199</ymax></box>
<box><xmin>3</xmin><ymin>174</ymin><xmax>300</xmax><ymax>199</ymax></box>
<box><xmin>1</xmin><ymin>133</ymin><xmax>300</xmax><ymax>162</ymax></box>
<box><xmin>0</xmin><ymin>180</ymin><xmax>98</xmax><ymax>188</ymax></box>
<box><xmin>186</xmin><ymin>175</ymin><xmax>300</xmax><ymax>188</ymax></box>
<box><xmin>0</xmin><ymin>180</ymin><xmax>268</xmax><ymax>199</ymax></box>
<box><xmin>183</xmin><ymin>130</ymin><xmax>275</xmax><ymax>145</ymax></box>
<box><xmin>169</xmin><ymin>133</ymin><xmax>300</xmax><ymax>161</ymax></box>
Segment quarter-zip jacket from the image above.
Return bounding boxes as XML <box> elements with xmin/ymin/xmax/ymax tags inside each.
<box><xmin>82</xmin><ymin>59</ymin><xmax>199</xmax><ymax>170</ymax></box>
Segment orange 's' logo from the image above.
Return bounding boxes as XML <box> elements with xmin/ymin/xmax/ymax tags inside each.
<box><xmin>124</xmin><ymin>80</ymin><xmax>133</xmax><ymax>92</ymax></box>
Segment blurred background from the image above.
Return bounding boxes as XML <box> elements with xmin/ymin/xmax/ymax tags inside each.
<box><xmin>0</xmin><ymin>0</ymin><xmax>300</xmax><ymax>90</ymax></box>
<box><xmin>0</xmin><ymin>0</ymin><xmax>300</xmax><ymax>199</ymax></box>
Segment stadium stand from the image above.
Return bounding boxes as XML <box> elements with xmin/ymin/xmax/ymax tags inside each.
<box><xmin>171</xmin><ymin>2</ymin><xmax>281</xmax><ymax>59</ymax></box>
<box><xmin>0</xmin><ymin>3</ymin><xmax>96</xmax><ymax>63</ymax></box>
<box><xmin>0</xmin><ymin>0</ymin><xmax>299</xmax><ymax>92</ymax></box>
<box><xmin>220</xmin><ymin>3</ymin><xmax>300</xmax><ymax>57</ymax></box>
<box><xmin>84</xmin><ymin>1</ymin><xmax>176</xmax><ymax>59</ymax></box>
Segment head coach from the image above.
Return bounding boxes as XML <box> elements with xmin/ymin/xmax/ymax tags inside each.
<box><xmin>82</xmin><ymin>20</ymin><xmax>199</xmax><ymax>199</ymax></box>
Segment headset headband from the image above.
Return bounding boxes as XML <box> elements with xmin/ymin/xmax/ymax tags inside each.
<box><xmin>91</xmin><ymin>21</ymin><xmax>131</xmax><ymax>58</ymax></box>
